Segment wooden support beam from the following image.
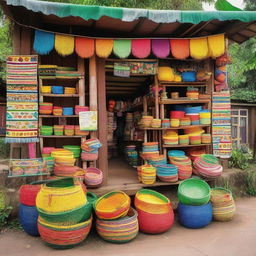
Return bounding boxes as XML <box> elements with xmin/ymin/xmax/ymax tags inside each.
<box><xmin>97</xmin><ymin>57</ymin><xmax>108</xmax><ymax>185</ymax></box>
<box><xmin>77</xmin><ymin>57</ymin><xmax>85</xmax><ymax>106</ymax></box>
<box><xmin>13</xmin><ymin>23</ymin><xmax>21</xmax><ymax>54</ymax></box>
<box><xmin>20</xmin><ymin>27</ymin><xmax>31</xmax><ymax>55</ymax></box>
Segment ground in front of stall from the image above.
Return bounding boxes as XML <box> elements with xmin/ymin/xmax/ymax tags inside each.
<box><xmin>0</xmin><ymin>197</ymin><xmax>255</xmax><ymax>256</ymax></box>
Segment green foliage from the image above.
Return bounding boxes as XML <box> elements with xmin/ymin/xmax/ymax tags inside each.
<box><xmin>0</xmin><ymin>206</ymin><xmax>13</xmax><ymax>230</ymax></box>
<box><xmin>8</xmin><ymin>218</ymin><xmax>22</xmax><ymax>230</ymax></box>
<box><xmin>229</xmin><ymin>146</ymin><xmax>253</xmax><ymax>170</ymax></box>
<box><xmin>39</xmin><ymin>0</ymin><xmax>214</xmax><ymax>10</ymax></box>
<box><xmin>246</xmin><ymin>170</ymin><xmax>256</xmax><ymax>196</ymax></box>
<box><xmin>0</xmin><ymin>138</ymin><xmax>10</xmax><ymax>159</ymax></box>
<box><xmin>215</xmin><ymin>0</ymin><xmax>242</xmax><ymax>11</ymax></box>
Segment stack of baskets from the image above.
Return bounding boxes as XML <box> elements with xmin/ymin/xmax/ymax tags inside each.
<box><xmin>199</xmin><ymin>111</ymin><xmax>211</xmax><ymax>125</ymax></box>
<box><xmin>64</xmin><ymin>125</ymin><xmax>75</xmax><ymax>136</ymax></box>
<box><xmin>95</xmin><ymin>191</ymin><xmax>138</xmax><ymax>243</ymax></box>
<box><xmin>163</xmin><ymin>131</ymin><xmax>178</xmax><ymax>145</ymax></box>
<box><xmin>41</xmin><ymin>86</ymin><xmax>51</xmax><ymax>93</ymax></box>
<box><xmin>168</xmin><ymin>150</ymin><xmax>192</xmax><ymax>180</ymax></box>
<box><xmin>53</xmin><ymin>106</ymin><xmax>63</xmax><ymax>116</ymax></box>
<box><xmin>40</xmin><ymin>125</ymin><xmax>53</xmax><ymax>136</ymax></box>
<box><xmin>134</xmin><ymin>189</ymin><xmax>174</xmax><ymax>234</ymax></box>
<box><xmin>177</xmin><ymin>178</ymin><xmax>212</xmax><ymax>229</ymax></box>
<box><xmin>36</xmin><ymin>178</ymin><xmax>92</xmax><ymax>249</ymax></box>
<box><xmin>155</xmin><ymin>164</ymin><xmax>178</xmax><ymax>182</ymax></box>
<box><xmin>52</xmin><ymin>86</ymin><xmax>64</xmax><ymax>94</ymax></box>
<box><xmin>139</xmin><ymin>116</ymin><xmax>153</xmax><ymax>128</ymax></box>
<box><xmin>64</xmin><ymin>87</ymin><xmax>76</xmax><ymax>94</ymax></box>
<box><xmin>51</xmin><ymin>149</ymin><xmax>76</xmax><ymax>166</ymax></box>
<box><xmin>75</xmin><ymin>105</ymin><xmax>89</xmax><ymax>115</ymax></box>
<box><xmin>151</xmin><ymin>119</ymin><xmax>161</xmax><ymax>128</ymax></box>
<box><xmin>162</xmin><ymin>119</ymin><xmax>170</xmax><ymax>128</ymax></box>
<box><xmin>75</xmin><ymin>125</ymin><xmax>89</xmax><ymax>136</ymax></box>
<box><xmin>180</xmin><ymin>117</ymin><xmax>191</xmax><ymax>126</ymax></box>
<box><xmin>178</xmin><ymin>135</ymin><xmax>189</xmax><ymax>145</ymax></box>
<box><xmin>39</xmin><ymin>102</ymin><xmax>53</xmax><ymax>115</ymax></box>
<box><xmin>189</xmin><ymin>133</ymin><xmax>202</xmax><ymax>145</ymax></box>
<box><xmin>186</xmin><ymin>87</ymin><xmax>199</xmax><ymax>99</ymax></box>
<box><xmin>81</xmin><ymin>138</ymin><xmax>102</xmax><ymax>161</ymax></box>
<box><xmin>63</xmin><ymin>107</ymin><xmax>74</xmax><ymax>116</ymax></box>
<box><xmin>137</xmin><ymin>165</ymin><xmax>156</xmax><ymax>185</ymax></box>
<box><xmin>140</xmin><ymin>142</ymin><xmax>159</xmax><ymax>160</ymax></box>
<box><xmin>53</xmin><ymin>125</ymin><xmax>64</xmax><ymax>136</ymax></box>
<box><xmin>19</xmin><ymin>184</ymin><xmax>41</xmax><ymax>236</ymax></box>
<box><xmin>147</xmin><ymin>154</ymin><xmax>167</xmax><ymax>166</ymax></box>
<box><xmin>210</xmin><ymin>187</ymin><xmax>235</xmax><ymax>222</ymax></box>
<box><xmin>63</xmin><ymin>145</ymin><xmax>81</xmax><ymax>158</ymax></box>
<box><xmin>187</xmin><ymin>147</ymin><xmax>206</xmax><ymax>161</ymax></box>
<box><xmin>193</xmin><ymin>154</ymin><xmax>223</xmax><ymax>179</ymax></box>
<box><xmin>125</xmin><ymin>145</ymin><xmax>139</xmax><ymax>167</ymax></box>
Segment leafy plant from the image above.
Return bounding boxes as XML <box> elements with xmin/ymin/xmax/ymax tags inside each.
<box><xmin>0</xmin><ymin>206</ymin><xmax>13</xmax><ymax>230</ymax></box>
<box><xmin>229</xmin><ymin>146</ymin><xmax>253</xmax><ymax>170</ymax></box>
<box><xmin>0</xmin><ymin>138</ymin><xmax>10</xmax><ymax>160</ymax></box>
<box><xmin>246</xmin><ymin>170</ymin><xmax>256</xmax><ymax>196</ymax></box>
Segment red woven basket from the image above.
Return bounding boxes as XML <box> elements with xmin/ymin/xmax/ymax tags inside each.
<box><xmin>19</xmin><ymin>185</ymin><xmax>41</xmax><ymax>206</ymax></box>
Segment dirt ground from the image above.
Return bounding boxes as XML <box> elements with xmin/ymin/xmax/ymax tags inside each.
<box><xmin>0</xmin><ymin>197</ymin><xmax>256</xmax><ymax>256</ymax></box>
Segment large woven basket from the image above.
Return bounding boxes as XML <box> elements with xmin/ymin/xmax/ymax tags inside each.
<box><xmin>94</xmin><ymin>191</ymin><xmax>130</xmax><ymax>220</ymax></box>
<box><xmin>38</xmin><ymin>217</ymin><xmax>92</xmax><ymax>249</ymax></box>
<box><xmin>36</xmin><ymin>179</ymin><xmax>86</xmax><ymax>214</ymax></box>
<box><xmin>96</xmin><ymin>207</ymin><xmax>138</xmax><ymax>243</ymax></box>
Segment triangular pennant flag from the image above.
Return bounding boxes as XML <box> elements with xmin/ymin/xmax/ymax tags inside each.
<box><xmin>131</xmin><ymin>39</ymin><xmax>151</xmax><ymax>58</ymax></box>
<box><xmin>75</xmin><ymin>37</ymin><xmax>95</xmax><ymax>58</ymax></box>
<box><xmin>113</xmin><ymin>40</ymin><xmax>131</xmax><ymax>58</ymax></box>
<box><xmin>55</xmin><ymin>34</ymin><xmax>74</xmax><ymax>56</ymax></box>
<box><xmin>33</xmin><ymin>30</ymin><xmax>54</xmax><ymax>55</ymax></box>
<box><xmin>152</xmin><ymin>39</ymin><xmax>170</xmax><ymax>58</ymax></box>
<box><xmin>95</xmin><ymin>39</ymin><xmax>114</xmax><ymax>58</ymax></box>
<box><xmin>170</xmin><ymin>39</ymin><xmax>190</xmax><ymax>59</ymax></box>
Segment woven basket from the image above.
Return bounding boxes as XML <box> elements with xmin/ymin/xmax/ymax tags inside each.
<box><xmin>96</xmin><ymin>207</ymin><xmax>138</xmax><ymax>244</ymax></box>
<box><xmin>38</xmin><ymin>217</ymin><xmax>92</xmax><ymax>249</ymax></box>
<box><xmin>94</xmin><ymin>191</ymin><xmax>130</xmax><ymax>220</ymax></box>
<box><xmin>84</xmin><ymin>167</ymin><xmax>103</xmax><ymax>187</ymax></box>
<box><xmin>19</xmin><ymin>185</ymin><xmax>41</xmax><ymax>206</ymax></box>
<box><xmin>41</xmin><ymin>86</ymin><xmax>51</xmax><ymax>93</ymax></box>
<box><xmin>36</xmin><ymin>183</ymin><xmax>87</xmax><ymax>214</ymax></box>
<box><xmin>135</xmin><ymin>189</ymin><xmax>171</xmax><ymax>214</ymax></box>
<box><xmin>81</xmin><ymin>151</ymin><xmax>98</xmax><ymax>161</ymax></box>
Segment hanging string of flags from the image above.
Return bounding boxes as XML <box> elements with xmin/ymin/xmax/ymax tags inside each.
<box><xmin>33</xmin><ymin>29</ymin><xmax>225</xmax><ymax>60</ymax></box>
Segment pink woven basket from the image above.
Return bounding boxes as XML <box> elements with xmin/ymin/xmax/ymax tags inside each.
<box><xmin>84</xmin><ymin>167</ymin><xmax>103</xmax><ymax>187</ymax></box>
<box><xmin>81</xmin><ymin>151</ymin><xmax>98</xmax><ymax>161</ymax></box>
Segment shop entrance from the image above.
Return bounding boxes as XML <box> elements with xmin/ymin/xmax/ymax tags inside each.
<box><xmin>105</xmin><ymin>59</ymin><xmax>157</xmax><ymax>186</ymax></box>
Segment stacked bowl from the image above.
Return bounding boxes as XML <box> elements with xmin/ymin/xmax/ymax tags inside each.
<box><xmin>141</xmin><ymin>142</ymin><xmax>159</xmax><ymax>160</ymax></box>
<box><xmin>155</xmin><ymin>164</ymin><xmax>178</xmax><ymax>182</ymax></box>
<box><xmin>64</xmin><ymin>87</ymin><xmax>76</xmax><ymax>94</ymax></box>
<box><xmin>39</xmin><ymin>102</ymin><xmax>53</xmax><ymax>115</ymax></box>
<box><xmin>199</xmin><ymin>111</ymin><xmax>211</xmax><ymax>125</ymax></box>
<box><xmin>202</xmin><ymin>134</ymin><xmax>211</xmax><ymax>144</ymax></box>
<box><xmin>177</xmin><ymin>178</ymin><xmax>212</xmax><ymax>229</ymax></box>
<box><xmin>193</xmin><ymin>154</ymin><xmax>223</xmax><ymax>179</ymax></box>
<box><xmin>210</xmin><ymin>188</ymin><xmax>235</xmax><ymax>222</ymax></box>
<box><xmin>40</xmin><ymin>125</ymin><xmax>53</xmax><ymax>136</ymax></box>
<box><xmin>135</xmin><ymin>189</ymin><xmax>174</xmax><ymax>234</ymax></box>
<box><xmin>147</xmin><ymin>154</ymin><xmax>167</xmax><ymax>166</ymax></box>
<box><xmin>139</xmin><ymin>116</ymin><xmax>153</xmax><ymax>128</ymax></box>
<box><xmin>81</xmin><ymin>138</ymin><xmax>102</xmax><ymax>161</ymax></box>
<box><xmin>52</xmin><ymin>86</ymin><xmax>64</xmax><ymax>94</ymax></box>
<box><xmin>53</xmin><ymin>106</ymin><xmax>63</xmax><ymax>116</ymax></box>
<box><xmin>63</xmin><ymin>107</ymin><xmax>74</xmax><ymax>116</ymax></box>
<box><xmin>53</xmin><ymin>125</ymin><xmax>64</xmax><ymax>136</ymax></box>
<box><xmin>19</xmin><ymin>184</ymin><xmax>41</xmax><ymax>236</ymax></box>
<box><xmin>139</xmin><ymin>165</ymin><xmax>156</xmax><ymax>185</ymax></box>
<box><xmin>151</xmin><ymin>119</ymin><xmax>161</xmax><ymax>128</ymax></box>
<box><xmin>168</xmin><ymin>150</ymin><xmax>192</xmax><ymax>180</ymax></box>
<box><xmin>178</xmin><ymin>135</ymin><xmax>189</xmax><ymax>145</ymax></box>
<box><xmin>84</xmin><ymin>167</ymin><xmax>103</xmax><ymax>187</ymax></box>
<box><xmin>162</xmin><ymin>119</ymin><xmax>170</xmax><ymax>128</ymax></box>
<box><xmin>163</xmin><ymin>131</ymin><xmax>178</xmax><ymax>145</ymax></box>
<box><xmin>36</xmin><ymin>178</ymin><xmax>92</xmax><ymax>249</ymax></box>
<box><xmin>64</xmin><ymin>125</ymin><xmax>75</xmax><ymax>136</ymax></box>
<box><xmin>75</xmin><ymin>105</ymin><xmax>89</xmax><ymax>115</ymax></box>
<box><xmin>95</xmin><ymin>191</ymin><xmax>138</xmax><ymax>243</ymax></box>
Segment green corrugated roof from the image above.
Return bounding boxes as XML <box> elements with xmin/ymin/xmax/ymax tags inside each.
<box><xmin>6</xmin><ymin>0</ymin><xmax>256</xmax><ymax>24</ymax></box>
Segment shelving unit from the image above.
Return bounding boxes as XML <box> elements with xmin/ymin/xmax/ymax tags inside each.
<box><xmin>38</xmin><ymin>57</ymin><xmax>87</xmax><ymax>155</ymax></box>
<box><xmin>142</xmin><ymin>59</ymin><xmax>213</xmax><ymax>158</ymax></box>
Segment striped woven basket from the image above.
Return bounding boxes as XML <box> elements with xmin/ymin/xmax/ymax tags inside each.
<box><xmin>94</xmin><ymin>191</ymin><xmax>131</xmax><ymax>220</ymax></box>
<box><xmin>38</xmin><ymin>217</ymin><xmax>92</xmax><ymax>249</ymax></box>
<box><xmin>96</xmin><ymin>207</ymin><xmax>139</xmax><ymax>244</ymax></box>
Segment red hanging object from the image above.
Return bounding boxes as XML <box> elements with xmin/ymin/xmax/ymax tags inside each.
<box><xmin>75</xmin><ymin>37</ymin><xmax>95</xmax><ymax>58</ymax></box>
<box><xmin>131</xmin><ymin>39</ymin><xmax>151</xmax><ymax>58</ymax></box>
<box><xmin>170</xmin><ymin>39</ymin><xmax>190</xmax><ymax>59</ymax></box>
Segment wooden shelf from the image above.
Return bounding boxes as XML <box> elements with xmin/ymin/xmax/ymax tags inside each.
<box><xmin>39</xmin><ymin>115</ymin><xmax>78</xmax><ymax>118</ymax></box>
<box><xmin>163</xmin><ymin>143</ymin><xmax>211</xmax><ymax>148</ymax></box>
<box><xmin>159</xmin><ymin>81</ymin><xmax>207</xmax><ymax>86</ymax></box>
<box><xmin>39</xmin><ymin>135</ymin><xmax>85</xmax><ymax>138</ymax></box>
<box><xmin>160</xmin><ymin>98</ymin><xmax>210</xmax><ymax>104</ymax></box>
<box><xmin>139</xmin><ymin>124</ymin><xmax>211</xmax><ymax>130</ymax></box>
<box><xmin>41</xmin><ymin>94</ymin><xmax>79</xmax><ymax>97</ymax></box>
<box><xmin>39</xmin><ymin>77</ymin><xmax>83</xmax><ymax>80</ymax></box>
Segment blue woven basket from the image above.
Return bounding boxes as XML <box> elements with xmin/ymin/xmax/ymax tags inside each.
<box><xmin>63</xmin><ymin>107</ymin><xmax>74</xmax><ymax>115</ymax></box>
<box><xmin>182</xmin><ymin>71</ymin><xmax>196</xmax><ymax>82</ymax></box>
<box><xmin>52</xmin><ymin>86</ymin><xmax>64</xmax><ymax>94</ymax></box>
<box><xmin>19</xmin><ymin>204</ymin><xmax>39</xmax><ymax>236</ymax></box>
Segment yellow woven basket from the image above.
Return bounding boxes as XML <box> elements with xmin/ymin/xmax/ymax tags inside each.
<box><xmin>36</xmin><ymin>185</ymin><xmax>87</xmax><ymax>213</ymax></box>
<box><xmin>41</xmin><ymin>86</ymin><xmax>51</xmax><ymax>93</ymax></box>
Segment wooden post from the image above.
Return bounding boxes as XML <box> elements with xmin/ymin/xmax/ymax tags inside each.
<box><xmin>77</xmin><ymin>57</ymin><xmax>85</xmax><ymax>106</ymax></box>
<box><xmin>96</xmin><ymin>57</ymin><xmax>108</xmax><ymax>185</ymax></box>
